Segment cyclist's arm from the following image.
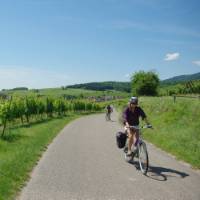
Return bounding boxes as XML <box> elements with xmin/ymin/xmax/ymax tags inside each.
<box><xmin>122</xmin><ymin>107</ymin><xmax>129</xmax><ymax>126</ymax></box>
<box><xmin>139</xmin><ymin>107</ymin><xmax>150</xmax><ymax>125</ymax></box>
<box><xmin>143</xmin><ymin>117</ymin><xmax>153</xmax><ymax>128</ymax></box>
<box><xmin>144</xmin><ymin>117</ymin><xmax>150</xmax><ymax>125</ymax></box>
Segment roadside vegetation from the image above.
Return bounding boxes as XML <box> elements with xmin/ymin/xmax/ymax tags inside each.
<box><xmin>0</xmin><ymin>114</ymin><xmax>84</xmax><ymax>200</ymax></box>
<box><xmin>141</xmin><ymin>97</ymin><xmax>200</xmax><ymax>168</ymax></box>
<box><xmin>0</xmin><ymin>97</ymin><xmax>102</xmax><ymax>137</ymax></box>
<box><xmin>0</xmin><ymin>95</ymin><xmax>105</xmax><ymax>200</ymax></box>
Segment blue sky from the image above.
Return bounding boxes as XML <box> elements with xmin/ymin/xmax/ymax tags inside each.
<box><xmin>0</xmin><ymin>0</ymin><xmax>200</xmax><ymax>89</ymax></box>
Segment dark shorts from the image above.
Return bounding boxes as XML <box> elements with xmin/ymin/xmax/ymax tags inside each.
<box><xmin>124</xmin><ymin>126</ymin><xmax>139</xmax><ymax>137</ymax></box>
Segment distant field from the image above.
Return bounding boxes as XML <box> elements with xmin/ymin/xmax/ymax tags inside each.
<box><xmin>1</xmin><ymin>88</ymin><xmax>129</xmax><ymax>99</ymax></box>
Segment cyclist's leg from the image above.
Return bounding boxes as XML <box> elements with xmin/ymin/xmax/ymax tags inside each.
<box><xmin>133</xmin><ymin>129</ymin><xmax>139</xmax><ymax>146</ymax></box>
<box><xmin>108</xmin><ymin>110</ymin><xmax>112</xmax><ymax>120</ymax></box>
<box><xmin>108</xmin><ymin>111</ymin><xmax>111</xmax><ymax>120</ymax></box>
<box><xmin>106</xmin><ymin>111</ymin><xmax>109</xmax><ymax>120</ymax></box>
<box><xmin>127</xmin><ymin>129</ymin><xmax>134</xmax><ymax>155</ymax></box>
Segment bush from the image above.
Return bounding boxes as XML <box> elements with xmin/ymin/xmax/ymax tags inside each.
<box><xmin>131</xmin><ymin>71</ymin><xmax>160</xmax><ymax>96</ymax></box>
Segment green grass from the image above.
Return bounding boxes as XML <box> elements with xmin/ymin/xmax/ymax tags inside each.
<box><xmin>117</xmin><ymin>96</ymin><xmax>200</xmax><ymax>169</ymax></box>
<box><xmin>0</xmin><ymin>114</ymin><xmax>86</xmax><ymax>200</ymax></box>
<box><xmin>141</xmin><ymin>97</ymin><xmax>200</xmax><ymax>168</ymax></box>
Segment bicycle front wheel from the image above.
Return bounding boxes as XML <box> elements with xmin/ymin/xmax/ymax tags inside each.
<box><xmin>105</xmin><ymin>113</ymin><xmax>109</xmax><ymax>121</ymax></box>
<box><xmin>138</xmin><ymin>142</ymin><xmax>149</xmax><ymax>175</ymax></box>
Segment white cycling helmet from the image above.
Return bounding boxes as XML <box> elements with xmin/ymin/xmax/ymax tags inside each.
<box><xmin>129</xmin><ymin>96</ymin><xmax>138</xmax><ymax>105</ymax></box>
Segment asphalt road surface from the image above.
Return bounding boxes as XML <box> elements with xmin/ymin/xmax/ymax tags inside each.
<box><xmin>17</xmin><ymin>111</ymin><xmax>200</xmax><ymax>200</ymax></box>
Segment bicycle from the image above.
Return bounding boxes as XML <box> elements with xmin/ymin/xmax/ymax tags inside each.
<box><xmin>105</xmin><ymin>111</ymin><xmax>111</xmax><ymax>121</ymax></box>
<box><xmin>124</xmin><ymin>125</ymin><xmax>152</xmax><ymax>175</ymax></box>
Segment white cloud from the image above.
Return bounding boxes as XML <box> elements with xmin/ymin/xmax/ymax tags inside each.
<box><xmin>192</xmin><ymin>60</ymin><xmax>200</xmax><ymax>66</ymax></box>
<box><xmin>164</xmin><ymin>52</ymin><xmax>180</xmax><ymax>61</ymax></box>
<box><xmin>0</xmin><ymin>66</ymin><xmax>71</xmax><ymax>90</ymax></box>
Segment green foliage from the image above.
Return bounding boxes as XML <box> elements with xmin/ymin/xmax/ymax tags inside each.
<box><xmin>11</xmin><ymin>87</ymin><xmax>28</xmax><ymax>91</ymax></box>
<box><xmin>54</xmin><ymin>99</ymin><xmax>66</xmax><ymax>115</ymax></box>
<box><xmin>0</xmin><ymin>96</ymin><xmax>105</xmax><ymax>136</ymax></box>
<box><xmin>131</xmin><ymin>71</ymin><xmax>160</xmax><ymax>96</ymax></box>
<box><xmin>85</xmin><ymin>102</ymin><xmax>93</xmax><ymax>111</ymax></box>
<box><xmin>73</xmin><ymin>101</ymin><xmax>86</xmax><ymax>111</ymax></box>
<box><xmin>24</xmin><ymin>97</ymin><xmax>37</xmax><ymax>123</ymax></box>
<box><xmin>159</xmin><ymin>80</ymin><xmax>200</xmax><ymax>96</ymax></box>
<box><xmin>0</xmin><ymin>102</ymin><xmax>11</xmax><ymax>125</ymax></box>
<box><xmin>46</xmin><ymin>98</ymin><xmax>54</xmax><ymax>117</ymax></box>
<box><xmin>36</xmin><ymin>99</ymin><xmax>45</xmax><ymax>116</ymax></box>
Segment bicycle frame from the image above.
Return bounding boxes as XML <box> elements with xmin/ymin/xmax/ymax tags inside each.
<box><xmin>124</xmin><ymin>125</ymin><xmax>151</xmax><ymax>175</ymax></box>
<box><xmin>105</xmin><ymin>112</ymin><xmax>111</xmax><ymax>121</ymax></box>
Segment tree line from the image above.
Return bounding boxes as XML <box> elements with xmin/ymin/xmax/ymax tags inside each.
<box><xmin>65</xmin><ymin>81</ymin><xmax>131</xmax><ymax>92</ymax></box>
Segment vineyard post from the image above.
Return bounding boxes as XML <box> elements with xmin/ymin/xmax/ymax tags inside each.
<box><xmin>173</xmin><ymin>95</ymin><xmax>176</xmax><ymax>103</ymax></box>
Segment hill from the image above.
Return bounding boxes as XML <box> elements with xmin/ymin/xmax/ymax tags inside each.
<box><xmin>65</xmin><ymin>81</ymin><xmax>131</xmax><ymax>92</ymax></box>
<box><xmin>161</xmin><ymin>72</ymin><xmax>200</xmax><ymax>85</ymax></box>
<box><xmin>65</xmin><ymin>72</ymin><xmax>200</xmax><ymax>92</ymax></box>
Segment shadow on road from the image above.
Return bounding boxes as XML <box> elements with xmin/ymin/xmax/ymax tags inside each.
<box><xmin>128</xmin><ymin>161</ymin><xmax>189</xmax><ymax>181</ymax></box>
<box><xmin>146</xmin><ymin>165</ymin><xmax>189</xmax><ymax>181</ymax></box>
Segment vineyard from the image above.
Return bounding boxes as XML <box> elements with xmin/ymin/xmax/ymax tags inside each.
<box><xmin>160</xmin><ymin>80</ymin><xmax>200</xmax><ymax>96</ymax></box>
<box><xmin>0</xmin><ymin>96</ymin><xmax>103</xmax><ymax>137</ymax></box>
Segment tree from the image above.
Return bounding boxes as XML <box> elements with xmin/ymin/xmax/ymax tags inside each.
<box><xmin>131</xmin><ymin>71</ymin><xmax>160</xmax><ymax>96</ymax></box>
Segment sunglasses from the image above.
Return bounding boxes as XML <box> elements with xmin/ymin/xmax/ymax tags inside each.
<box><xmin>130</xmin><ymin>103</ymin><xmax>137</xmax><ymax>105</ymax></box>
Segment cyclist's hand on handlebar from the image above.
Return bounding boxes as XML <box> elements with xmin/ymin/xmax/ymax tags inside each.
<box><xmin>125</xmin><ymin>122</ymin><xmax>129</xmax><ymax>128</ymax></box>
<box><xmin>146</xmin><ymin>124</ymin><xmax>153</xmax><ymax>129</ymax></box>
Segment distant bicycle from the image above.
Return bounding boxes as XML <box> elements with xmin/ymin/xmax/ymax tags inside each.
<box><xmin>124</xmin><ymin>125</ymin><xmax>152</xmax><ymax>175</ymax></box>
<box><xmin>105</xmin><ymin>111</ymin><xmax>111</xmax><ymax>121</ymax></box>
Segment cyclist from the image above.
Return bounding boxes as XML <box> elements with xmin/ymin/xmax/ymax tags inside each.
<box><xmin>123</xmin><ymin>97</ymin><xmax>151</xmax><ymax>156</ymax></box>
<box><xmin>106</xmin><ymin>104</ymin><xmax>113</xmax><ymax>120</ymax></box>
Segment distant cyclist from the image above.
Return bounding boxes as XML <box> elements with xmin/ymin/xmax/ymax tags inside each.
<box><xmin>106</xmin><ymin>104</ymin><xmax>113</xmax><ymax>121</ymax></box>
<box><xmin>123</xmin><ymin>97</ymin><xmax>151</xmax><ymax>156</ymax></box>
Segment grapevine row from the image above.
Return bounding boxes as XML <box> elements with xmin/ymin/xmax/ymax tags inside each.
<box><xmin>0</xmin><ymin>97</ymin><xmax>102</xmax><ymax>137</ymax></box>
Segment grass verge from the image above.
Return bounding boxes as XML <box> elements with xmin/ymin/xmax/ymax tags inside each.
<box><xmin>141</xmin><ymin>97</ymin><xmax>200</xmax><ymax>169</ymax></box>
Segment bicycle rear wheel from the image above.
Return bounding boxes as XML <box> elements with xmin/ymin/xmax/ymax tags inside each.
<box><xmin>138</xmin><ymin>142</ymin><xmax>149</xmax><ymax>175</ymax></box>
<box><xmin>105</xmin><ymin>113</ymin><xmax>110</xmax><ymax>121</ymax></box>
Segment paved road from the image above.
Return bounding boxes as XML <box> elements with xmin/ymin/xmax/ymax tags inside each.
<box><xmin>17</xmin><ymin>111</ymin><xmax>200</xmax><ymax>200</ymax></box>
